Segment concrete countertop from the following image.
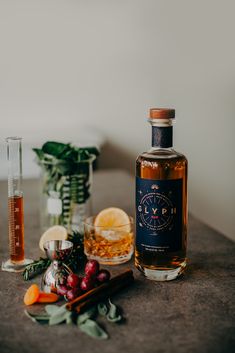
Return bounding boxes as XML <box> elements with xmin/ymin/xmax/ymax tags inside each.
<box><xmin>0</xmin><ymin>170</ymin><xmax>234</xmax><ymax>353</ymax></box>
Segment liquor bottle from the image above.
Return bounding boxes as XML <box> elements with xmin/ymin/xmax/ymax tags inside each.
<box><xmin>135</xmin><ymin>108</ymin><xmax>188</xmax><ymax>281</ymax></box>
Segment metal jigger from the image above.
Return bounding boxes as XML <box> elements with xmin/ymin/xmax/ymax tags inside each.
<box><xmin>42</xmin><ymin>240</ymin><xmax>73</xmax><ymax>293</ymax></box>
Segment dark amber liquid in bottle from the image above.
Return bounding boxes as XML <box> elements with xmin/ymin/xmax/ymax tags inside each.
<box><xmin>135</xmin><ymin>148</ymin><xmax>188</xmax><ymax>273</ymax></box>
<box><xmin>8</xmin><ymin>195</ymin><xmax>25</xmax><ymax>262</ymax></box>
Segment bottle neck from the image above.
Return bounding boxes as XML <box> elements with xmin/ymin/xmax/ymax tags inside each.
<box><xmin>151</xmin><ymin>125</ymin><xmax>173</xmax><ymax>148</ymax></box>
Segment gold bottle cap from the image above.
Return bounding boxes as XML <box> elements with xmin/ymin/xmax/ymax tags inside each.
<box><xmin>149</xmin><ymin>108</ymin><xmax>175</xmax><ymax>119</ymax></box>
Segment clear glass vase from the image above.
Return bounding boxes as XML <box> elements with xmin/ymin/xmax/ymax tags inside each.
<box><xmin>38</xmin><ymin>155</ymin><xmax>96</xmax><ymax>234</ymax></box>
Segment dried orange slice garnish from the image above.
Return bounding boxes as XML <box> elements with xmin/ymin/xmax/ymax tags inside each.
<box><xmin>94</xmin><ymin>207</ymin><xmax>131</xmax><ymax>232</ymax></box>
<box><xmin>24</xmin><ymin>284</ymin><xmax>40</xmax><ymax>305</ymax></box>
<box><xmin>39</xmin><ymin>225</ymin><xmax>67</xmax><ymax>252</ymax></box>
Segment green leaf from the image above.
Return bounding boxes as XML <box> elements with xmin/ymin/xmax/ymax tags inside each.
<box><xmin>77</xmin><ymin>307</ymin><xmax>97</xmax><ymax>325</ymax></box>
<box><xmin>24</xmin><ymin>310</ymin><xmax>50</xmax><ymax>323</ymax></box>
<box><xmin>42</xmin><ymin>141</ymin><xmax>69</xmax><ymax>158</ymax></box>
<box><xmin>49</xmin><ymin>305</ymin><xmax>70</xmax><ymax>326</ymax></box>
<box><xmin>106</xmin><ymin>299</ymin><xmax>122</xmax><ymax>323</ymax></box>
<box><xmin>107</xmin><ymin>299</ymin><xmax>117</xmax><ymax>317</ymax></box>
<box><xmin>78</xmin><ymin>319</ymin><xmax>108</xmax><ymax>340</ymax></box>
<box><xmin>66</xmin><ymin>313</ymin><xmax>73</xmax><ymax>325</ymax></box>
<box><xmin>32</xmin><ymin>148</ymin><xmax>44</xmax><ymax>160</ymax></box>
<box><xmin>107</xmin><ymin>314</ymin><xmax>122</xmax><ymax>323</ymax></box>
<box><xmin>49</xmin><ymin>311</ymin><xmax>71</xmax><ymax>326</ymax></box>
<box><xmin>45</xmin><ymin>305</ymin><xmax>61</xmax><ymax>316</ymax></box>
<box><xmin>55</xmin><ymin>161</ymin><xmax>73</xmax><ymax>175</ymax></box>
<box><xmin>97</xmin><ymin>302</ymin><xmax>108</xmax><ymax>316</ymax></box>
<box><xmin>80</xmin><ymin>146</ymin><xmax>100</xmax><ymax>157</ymax></box>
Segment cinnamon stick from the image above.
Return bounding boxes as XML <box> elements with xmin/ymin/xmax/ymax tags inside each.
<box><xmin>66</xmin><ymin>269</ymin><xmax>134</xmax><ymax>312</ymax></box>
<box><xmin>74</xmin><ymin>276</ymin><xmax>134</xmax><ymax>314</ymax></box>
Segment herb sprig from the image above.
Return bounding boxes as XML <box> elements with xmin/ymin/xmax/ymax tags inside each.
<box><xmin>23</xmin><ymin>231</ymin><xmax>86</xmax><ymax>281</ymax></box>
<box><xmin>25</xmin><ymin>299</ymin><xmax>122</xmax><ymax>339</ymax></box>
<box><xmin>23</xmin><ymin>258</ymin><xmax>51</xmax><ymax>281</ymax></box>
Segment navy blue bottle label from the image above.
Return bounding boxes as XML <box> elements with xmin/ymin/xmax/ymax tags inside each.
<box><xmin>136</xmin><ymin>177</ymin><xmax>182</xmax><ymax>253</ymax></box>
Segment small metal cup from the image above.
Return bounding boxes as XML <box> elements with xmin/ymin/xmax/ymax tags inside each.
<box><xmin>43</xmin><ymin>240</ymin><xmax>73</xmax><ymax>261</ymax></box>
<box><xmin>42</xmin><ymin>240</ymin><xmax>73</xmax><ymax>293</ymax></box>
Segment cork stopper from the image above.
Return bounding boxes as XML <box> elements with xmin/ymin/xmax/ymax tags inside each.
<box><xmin>149</xmin><ymin>108</ymin><xmax>175</xmax><ymax>119</ymax></box>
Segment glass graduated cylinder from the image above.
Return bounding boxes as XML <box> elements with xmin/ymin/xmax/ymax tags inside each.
<box><xmin>2</xmin><ymin>136</ymin><xmax>33</xmax><ymax>272</ymax></box>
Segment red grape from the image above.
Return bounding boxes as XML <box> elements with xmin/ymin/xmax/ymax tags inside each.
<box><xmin>85</xmin><ymin>260</ymin><xmax>100</xmax><ymax>278</ymax></box>
<box><xmin>80</xmin><ymin>276</ymin><xmax>95</xmax><ymax>292</ymax></box>
<box><xmin>67</xmin><ymin>273</ymin><xmax>81</xmax><ymax>288</ymax></box>
<box><xmin>66</xmin><ymin>288</ymin><xmax>80</xmax><ymax>301</ymax></box>
<box><xmin>57</xmin><ymin>285</ymin><xmax>68</xmax><ymax>296</ymax></box>
<box><xmin>96</xmin><ymin>269</ymin><xmax>111</xmax><ymax>283</ymax></box>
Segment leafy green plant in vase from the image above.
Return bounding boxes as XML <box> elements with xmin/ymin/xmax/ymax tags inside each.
<box><xmin>33</xmin><ymin>141</ymin><xmax>99</xmax><ymax>234</ymax></box>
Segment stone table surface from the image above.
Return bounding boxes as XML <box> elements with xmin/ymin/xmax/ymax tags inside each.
<box><xmin>0</xmin><ymin>170</ymin><xmax>234</xmax><ymax>353</ymax></box>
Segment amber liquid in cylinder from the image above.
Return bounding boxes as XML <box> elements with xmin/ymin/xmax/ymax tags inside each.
<box><xmin>135</xmin><ymin>149</ymin><xmax>188</xmax><ymax>273</ymax></box>
<box><xmin>8</xmin><ymin>195</ymin><xmax>25</xmax><ymax>262</ymax></box>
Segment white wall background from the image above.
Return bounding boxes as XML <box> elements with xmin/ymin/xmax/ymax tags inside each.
<box><xmin>0</xmin><ymin>0</ymin><xmax>234</xmax><ymax>240</ymax></box>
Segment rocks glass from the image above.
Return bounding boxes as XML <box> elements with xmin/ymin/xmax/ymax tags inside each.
<box><xmin>84</xmin><ymin>216</ymin><xmax>134</xmax><ymax>265</ymax></box>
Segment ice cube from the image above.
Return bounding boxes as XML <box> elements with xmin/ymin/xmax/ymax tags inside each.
<box><xmin>100</xmin><ymin>230</ymin><xmax>122</xmax><ymax>241</ymax></box>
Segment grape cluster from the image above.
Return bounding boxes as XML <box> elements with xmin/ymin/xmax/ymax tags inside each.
<box><xmin>57</xmin><ymin>260</ymin><xmax>111</xmax><ymax>301</ymax></box>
